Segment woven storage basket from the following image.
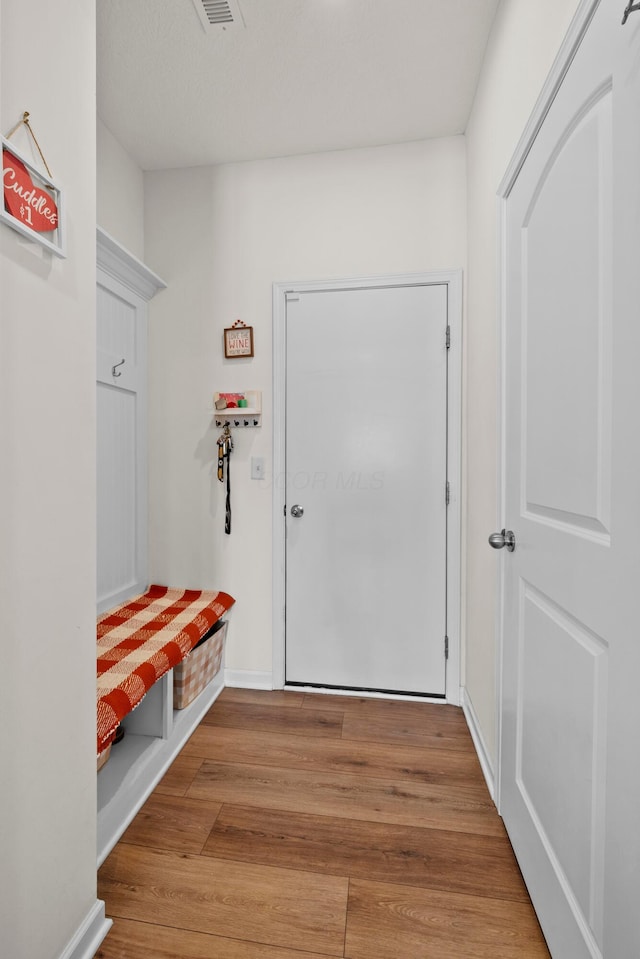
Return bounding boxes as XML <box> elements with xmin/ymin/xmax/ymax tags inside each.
<box><xmin>173</xmin><ymin>619</ymin><xmax>227</xmax><ymax>709</ymax></box>
<box><xmin>97</xmin><ymin>744</ymin><xmax>111</xmax><ymax>771</ymax></box>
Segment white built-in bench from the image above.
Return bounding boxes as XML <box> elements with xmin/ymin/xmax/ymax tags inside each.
<box><xmin>96</xmin><ymin>585</ymin><xmax>234</xmax><ymax>866</ymax></box>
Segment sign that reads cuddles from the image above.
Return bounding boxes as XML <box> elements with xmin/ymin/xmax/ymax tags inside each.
<box><xmin>3</xmin><ymin>147</ymin><xmax>58</xmax><ymax>232</ymax></box>
<box><xmin>0</xmin><ymin>135</ymin><xmax>64</xmax><ymax>256</ymax></box>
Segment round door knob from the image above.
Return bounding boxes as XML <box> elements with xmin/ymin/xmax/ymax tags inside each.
<box><xmin>290</xmin><ymin>504</ymin><xmax>304</xmax><ymax>518</ymax></box>
<box><xmin>488</xmin><ymin>529</ymin><xmax>516</xmax><ymax>552</ymax></box>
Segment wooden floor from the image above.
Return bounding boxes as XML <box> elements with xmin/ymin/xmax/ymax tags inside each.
<box><xmin>97</xmin><ymin>688</ymin><xmax>550</xmax><ymax>958</ymax></box>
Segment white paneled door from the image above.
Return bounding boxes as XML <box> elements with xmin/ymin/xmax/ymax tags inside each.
<box><xmin>284</xmin><ymin>280</ymin><xmax>450</xmax><ymax>696</ymax></box>
<box><xmin>499</xmin><ymin>2</ymin><xmax>640</xmax><ymax>957</ymax></box>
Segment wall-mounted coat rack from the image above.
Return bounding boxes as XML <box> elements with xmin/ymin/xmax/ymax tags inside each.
<box><xmin>213</xmin><ymin>390</ymin><xmax>262</xmax><ymax>428</ymax></box>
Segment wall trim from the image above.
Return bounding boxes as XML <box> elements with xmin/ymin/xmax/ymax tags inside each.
<box><xmin>494</xmin><ymin>0</ymin><xmax>601</xmax><ymax>811</ymax></box>
<box><xmin>57</xmin><ymin>900</ymin><xmax>111</xmax><ymax>959</ymax></box>
<box><xmin>272</xmin><ymin>270</ymin><xmax>463</xmax><ymax>704</ymax></box>
<box><xmin>225</xmin><ymin>668</ymin><xmax>273</xmax><ymax>689</ymax></box>
<box><xmin>97</xmin><ymin>226</ymin><xmax>166</xmax><ymax>300</ymax></box>
<box><xmin>462</xmin><ymin>688</ymin><xmax>495</xmax><ymax>801</ymax></box>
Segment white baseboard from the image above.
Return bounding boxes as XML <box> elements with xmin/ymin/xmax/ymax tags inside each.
<box><xmin>462</xmin><ymin>689</ymin><xmax>496</xmax><ymax>801</ymax></box>
<box><xmin>57</xmin><ymin>900</ymin><xmax>112</xmax><ymax>959</ymax></box>
<box><xmin>224</xmin><ymin>668</ymin><xmax>273</xmax><ymax>689</ymax></box>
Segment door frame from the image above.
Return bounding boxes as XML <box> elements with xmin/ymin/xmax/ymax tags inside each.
<box><xmin>272</xmin><ymin>270</ymin><xmax>463</xmax><ymax>704</ymax></box>
<box><xmin>495</xmin><ymin>0</ymin><xmax>601</xmax><ymax>807</ymax></box>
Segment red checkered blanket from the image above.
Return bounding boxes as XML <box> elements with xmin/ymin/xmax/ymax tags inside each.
<box><xmin>97</xmin><ymin>585</ymin><xmax>234</xmax><ymax>755</ymax></box>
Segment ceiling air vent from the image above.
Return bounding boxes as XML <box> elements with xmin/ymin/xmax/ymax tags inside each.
<box><xmin>192</xmin><ymin>0</ymin><xmax>245</xmax><ymax>33</ymax></box>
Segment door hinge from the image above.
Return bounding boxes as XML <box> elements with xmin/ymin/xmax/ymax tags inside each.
<box><xmin>444</xmin><ymin>635</ymin><xmax>449</xmax><ymax>660</ymax></box>
<box><xmin>445</xmin><ymin>481</ymin><xmax>451</xmax><ymax>506</ymax></box>
<box><xmin>445</xmin><ymin>325</ymin><xmax>451</xmax><ymax>350</ymax></box>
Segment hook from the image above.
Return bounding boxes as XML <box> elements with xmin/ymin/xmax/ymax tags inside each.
<box><xmin>623</xmin><ymin>1</ymin><xmax>640</xmax><ymax>24</ymax></box>
<box><xmin>112</xmin><ymin>358</ymin><xmax>125</xmax><ymax>377</ymax></box>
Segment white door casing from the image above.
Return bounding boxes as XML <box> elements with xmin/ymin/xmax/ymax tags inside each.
<box><xmin>273</xmin><ymin>271</ymin><xmax>462</xmax><ymax>703</ymax></box>
<box><xmin>497</xmin><ymin>2</ymin><xmax>640</xmax><ymax>957</ymax></box>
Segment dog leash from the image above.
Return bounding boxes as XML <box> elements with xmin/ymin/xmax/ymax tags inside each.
<box><xmin>217</xmin><ymin>423</ymin><xmax>233</xmax><ymax>534</ymax></box>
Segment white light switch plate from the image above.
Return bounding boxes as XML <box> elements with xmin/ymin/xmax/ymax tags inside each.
<box><xmin>251</xmin><ymin>456</ymin><xmax>265</xmax><ymax>480</ymax></box>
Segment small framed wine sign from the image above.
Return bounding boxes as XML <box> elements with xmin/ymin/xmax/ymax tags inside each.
<box><xmin>1</xmin><ymin>137</ymin><xmax>65</xmax><ymax>257</ymax></box>
<box><xmin>224</xmin><ymin>321</ymin><xmax>254</xmax><ymax>359</ymax></box>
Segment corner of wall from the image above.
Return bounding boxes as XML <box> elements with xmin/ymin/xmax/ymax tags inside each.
<box><xmin>97</xmin><ymin>117</ymin><xmax>145</xmax><ymax>260</ymax></box>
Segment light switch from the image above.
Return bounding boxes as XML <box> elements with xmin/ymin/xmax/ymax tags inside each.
<box><xmin>251</xmin><ymin>456</ymin><xmax>265</xmax><ymax>480</ymax></box>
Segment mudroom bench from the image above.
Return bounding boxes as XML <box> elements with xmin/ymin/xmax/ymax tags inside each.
<box><xmin>96</xmin><ymin>585</ymin><xmax>234</xmax><ymax>866</ymax></box>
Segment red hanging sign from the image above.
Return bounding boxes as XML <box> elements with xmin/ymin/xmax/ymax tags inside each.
<box><xmin>3</xmin><ymin>146</ymin><xmax>58</xmax><ymax>233</ymax></box>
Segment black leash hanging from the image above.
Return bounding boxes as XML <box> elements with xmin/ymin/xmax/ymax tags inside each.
<box><xmin>224</xmin><ymin>446</ymin><xmax>232</xmax><ymax>534</ymax></box>
<box><xmin>217</xmin><ymin>423</ymin><xmax>233</xmax><ymax>534</ymax></box>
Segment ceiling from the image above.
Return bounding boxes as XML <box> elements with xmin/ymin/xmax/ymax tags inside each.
<box><xmin>97</xmin><ymin>0</ymin><xmax>500</xmax><ymax>171</ymax></box>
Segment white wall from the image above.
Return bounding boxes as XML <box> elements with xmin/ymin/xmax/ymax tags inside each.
<box><xmin>0</xmin><ymin>2</ymin><xmax>102</xmax><ymax>958</ymax></box>
<box><xmin>144</xmin><ymin>138</ymin><xmax>466</xmax><ymax>677</ymax></box>
<box><xmin>464</xmin><ymin>0</ymin><xmax>582</xmax><ymax>763</ymax></box>
<box><xmin>97</xmin><ymin>117</ymin><xmax>145</xmax><ymax>260</ymax></box>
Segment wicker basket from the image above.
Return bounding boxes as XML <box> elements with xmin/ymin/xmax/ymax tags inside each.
<box><xmin>173</xmin><ymin>619</ymin><xmax>227</xmax><ymax>709</ymax></box>
<box><xmin>97</xmin><ymin>744</ymin><xmax>111</xmax><ymax>771</ymax></box>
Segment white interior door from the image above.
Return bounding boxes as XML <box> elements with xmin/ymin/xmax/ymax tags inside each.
<box><xmin>285</xmin><ymin>281</ymin><xmax>448</xmax><ymax>696</ymax></box>
<box><xmin>499</xmin><ymin>2</ymin><xmax>640</xmax><ymax>957</ymax></box>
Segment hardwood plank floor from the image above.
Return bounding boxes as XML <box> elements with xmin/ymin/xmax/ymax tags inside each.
<box><xmin>97</xmin><ymin>687</ymin><xmax>550</xmax><ymax>958</ymax></box>
<box><xmin>98</xmin><ymin>918</ymin><xmax>338</xmax><ymax>959</ymax></box>
<box><xmin>119</xmin><ymin>794</ymin><xmax>223</xmax><ymax>855</ymax></box>
<box><xmin>153</xmin><ymin>753</ymin><xmax>204</xmax><ymax>798</ymax></box>
<box><xmin>200</xmin><ymin>700</ymin><xmax>343</xmax><ymax>738</ymax></box>
<box><xmin>182</xmin><ymin>724</ymin><xmax>486</xmax><ymax>786</ymax></box>
<box><xmin>345</xmin><ymin>879</ymin><xmax>551</xmax><ymax>959</ymax></box>
<box><xmin>99</xmin><ymin>845</ymin><xmax>348</xmax><ymax>954</ymax></box>
<box><xmin>202</xmin><ymin>804</ymin><xmax>529</xmax><ymax>901</ymax></box>
<box><xmin>186</xmin><ymin>761</ymin><xmax>500</xmax><ymax>835</ymax></box>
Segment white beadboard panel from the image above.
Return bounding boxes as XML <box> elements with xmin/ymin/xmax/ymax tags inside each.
<box><xmin>96</xmin><ymin>232</ymin><xmax>164</xmax><ymax>615</ymax></box>
<box><xmin>97</xmin><ymin>283</ymin><xmax>138</xmax><ymax>365</ymax></box>
<box><xmin>97</xmin><ymin>382</ymin><xmax>142</xmax><ymax>609</ymax></box>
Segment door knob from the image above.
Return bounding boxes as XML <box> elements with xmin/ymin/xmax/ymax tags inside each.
<box><xmin>488</xmin><ymin>529</ymin><xmax>516</xmax><ymax>552</ymax></box>
<box><xmin>290</xmin><ymin>504</ymin><xmax>304</xmax><ymax>518</ymax></box>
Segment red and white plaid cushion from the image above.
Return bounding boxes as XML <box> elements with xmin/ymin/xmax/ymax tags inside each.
<box><xmin>97</xmin><ymin>585</ymin><xmax>234</xmax><ymax>754</ymax></box>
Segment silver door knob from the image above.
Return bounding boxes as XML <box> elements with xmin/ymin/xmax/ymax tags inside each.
<box><xmin>488</xmin><ymin>529</ymin><xmax>516</xmax><ymax>552</ymax></box>
<box><xmin>290</xmin><ymin>504</ymin><xmax>304</xmax><ymax>518</ymax></box>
